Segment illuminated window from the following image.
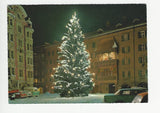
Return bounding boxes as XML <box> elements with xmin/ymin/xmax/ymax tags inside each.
<box><xmin>99</xmin><ymin>52</ymin><xmax>116</xmax><ymax>61</ymax></box>
<box><xmin>35</xmin><ymin>79</ymin><xmax>38</xmax><ymax>83</ymax></box>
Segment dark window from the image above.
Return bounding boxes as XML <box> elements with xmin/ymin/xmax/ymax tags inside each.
<box><xmin>122</xmin><ymin>47</ymin><xmax>125</xmax><ymax>53</ymax></box>
<box><xmin>11</xmin><ymin>51</ymin><xmax>14</xmax><ymax>59</ymax></box>
<box><xmin>128</xmin><ymin>58</ymin><xmax>130</xmax><ymax>64</ymax></box>
<box><xmin>27</xmin><ymin>32</ymin><xmax>29</xmax><ymax>37</ymax></box>
<box><xmin>138</xmin><ymin>70</ymin><xmax>142</xmax><ymax>77</ymax></box>
<box><xmin>48</xmin><ymin>51</ymin><xmax>50</xmax><ymax>56</ymax></box>
<box><xmin>19</xmin><ymin>70</ymin><xmax>23</xmax><ymax>77</ymax></box>
<box><xmin>92</xmin><ymin>42</ymin><xmax>96</xmax><ymax>48</ymax></box>
<box><xmin>122</xmin><ymin>58</ymin><xmax>125</xmax><ymax>65</ymax></box>
<box><xmin>10</xmin><ymin>19</ymin><xmax>13</xmax><ymax>26</ymax></box>
<box><xmin>28</xmin><ymin>57</ymin><xmax>29</xmax><ymax>64</ymax></box>
<box><xmin>128</xmin><ymin>71</ymin><xmax>131</xmax><ymax>78</ymax></box>
<box><xmin>8</xmin><ymin>67</ymin><xmax>11</xmax><ymax>75</ymax></box>
<box><xmin>121</xmin><ymin>33</ymin><xmax>130</xmax><ymax>41</ymax></box>
<box><xmin>8</xmin><ymin>50</ymin><xmax>10</xmax><ymax>58</ymax></box>
<box><xmin>138</xmin><ymin>30</ymin><xmax>146</xmax><ymax>38</ymax></box>
<box><xmin>138</xmin><ymin>57</ymin><xmax>143</xmax><ymax>63</ymax></box>
<box><xmin>18</xmin><ymin>26</ymin><xmax>21</xmax><ymax>33</ymax></box>
<box><xmin>10</xmin><ymin>34</ymin><xmax>13</xmax><ymax>41</ymax></box>
<box><xmin>121</xmin><ymin>35</ymin><xmax>124</xmax><ymax>41</ymax></box>
<box><xmin>127</xmin><ymin>46</ymin><xmax>130</xmax><ymax>53</ymax></box>
<box><xmin>12</xmin><ymin>68</ymin><xmax>14</xmax><ymax>75</ymax></box>
<box><xmin>19</xmin><ymin>55</ymin><xmax>23</xmax><ymax>62</ymax></box>
<box><xmin>27</xmin><ymin>44</ymin><xmax>29</xmax><ymax>50</ymax></box>
<box><xmin>122</xmin><ymin>71</ymin><xmax>125</xmax><ymax>78</ymax></box>
<box><xmin>50</xmin><ymin>60</ymin><xmax>52</xmax><ymax>64</ymax></box>
<box><xmin>52</xmin><ymin>51</ymin><xmax>54</xmax><ymax>56</ymax></box>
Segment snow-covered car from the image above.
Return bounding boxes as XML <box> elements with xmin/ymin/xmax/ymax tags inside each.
<box><xmin>25</xmin><ymin>91</ymin><xmax>32</xmax><ymax>97</ymax></box>
<box><xmin>15</xmin><ymin>91</ymin><xmax>27</xmax><ymax>98</ymax></box>
<box><xmin>132</xmin><ymin>92</ymin><xmax>148</xmax><ymax>103</ymax></box>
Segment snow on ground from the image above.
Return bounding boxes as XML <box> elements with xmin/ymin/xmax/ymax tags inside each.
<box><xmin>9</xmin><ymin>93</ymin><xmax>105</xmax><ymax>104</ymax></box>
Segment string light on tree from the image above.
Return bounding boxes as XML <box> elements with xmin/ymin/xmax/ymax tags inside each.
<box><xmin>53</xmin><ymin>12</ymin><xmax>94</xmax><ymax>97</ymax></box>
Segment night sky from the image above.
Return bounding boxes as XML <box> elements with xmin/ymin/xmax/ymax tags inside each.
<box><xmin>22</xmin><ymin>4</ymin><xmax>146</xmax><ymax>46</ymax></box>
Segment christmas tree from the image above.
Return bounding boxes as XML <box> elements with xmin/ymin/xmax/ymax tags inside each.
<box><xmin>53</xmin><ymin>12</ymin><xmax>94</xmax><ymax>97</ymax></box>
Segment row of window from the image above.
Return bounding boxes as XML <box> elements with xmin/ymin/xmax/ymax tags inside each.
<box><xmin>88</xmin><ymin>30</ymin><xmax>146</xmax><ymax>49</ymax></box>
<box><xmin>47</xmin><ymin>50</ymin><xmax>58</xmax><ymax>56</ymax></box>
<box><xmin>122</xmin><ymin>56</ymin><xmax>147</xmax><ymax>65</ymax></box>
<box><xmin>122</xmin><ymin>71</ymin><xmax>131</xmax><ymax>78</ymax></box>
<box><xmin>121</xmin><ymin>43</ymin><xmax>147</xmax><ymax>54</ymax></box>
<box><xmin>9</xmin><ymin>69</ymin><xmax>33</xmax><ymax>78</ymax></box>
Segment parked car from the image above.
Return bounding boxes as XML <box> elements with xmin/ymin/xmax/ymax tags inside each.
<box><xmin>132</xmin><ymin>92</ymin><xmax>148</xmax><ymax>103</ymax></box>
<box><xmin>15</xmin><ymin>91</ymin><xmax>27</xmax><ymax>98</ymax></box>
<box><xmin>9</xmin><ymin>93</ymin><xmax>15</xmax><ymax>100</ymax></box>
<box><xmin>104</xmin><ymin>87</ymin><xmax>147</xmax><ymax>103</ymax></box>
<box><xmin>24</xmin><ymin>87</ymin><xmax>40</xmax><ymax>97</ymax></box>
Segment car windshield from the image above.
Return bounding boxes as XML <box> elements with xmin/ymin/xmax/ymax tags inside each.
<box><xmin>114</xmin><ymin>90</ymin><xmax>120</xmax><ymax>95</ymax></box>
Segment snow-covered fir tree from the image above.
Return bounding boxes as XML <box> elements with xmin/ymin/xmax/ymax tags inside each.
<box><xmin>53</xmin><ymin>12</ymin><xmax>94</xmax><ymax>97</ymax></box>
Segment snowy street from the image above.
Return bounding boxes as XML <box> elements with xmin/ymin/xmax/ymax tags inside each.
<box><xmin>9</xmin><ymin>93</ymin><xmax>105</xmax><ymax>104</ymax></box>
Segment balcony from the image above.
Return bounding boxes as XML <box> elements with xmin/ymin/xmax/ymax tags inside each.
<box><xmin>94</xmin><ymin>59</ymin><xmax>118</xmax><ymax>67</ymax></box>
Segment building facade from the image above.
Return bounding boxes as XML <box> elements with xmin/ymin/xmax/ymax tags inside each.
<box><xmin>85</xmin><ymin>23</ymin><xmax>147</xmax><ymax>93</ymax></box>
<box><xmin>34</xmin><ymin>22</ymin><xmax>147</xmax><ymax>93</ymax></box>
<box><xmin>8</xmin><ymin>5</ymin><xmax>34</xmax><ymax>90</ymax></box>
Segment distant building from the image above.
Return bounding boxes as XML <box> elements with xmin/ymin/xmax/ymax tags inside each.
<box><xmin>8</xmin><ymin>5</ymin><xmax>34</xmax><ymax>90</ymax></box>
<box><xmin>34</xmin><ymin>42</ymin><xmax>60</xmax><ymax>93</ymax></box>
<box><xmin>34</xmin><ymin>22</ymin><xmax>147</xmax><ymax>93</ymax></box>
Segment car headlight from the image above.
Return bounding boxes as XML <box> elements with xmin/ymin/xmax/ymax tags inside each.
<box><xmin>132</xmin><ymin>95</ymin><xmax>142</xmax><ymax>103</ymax></box>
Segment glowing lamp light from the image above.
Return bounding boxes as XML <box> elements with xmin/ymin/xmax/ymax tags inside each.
<box><xmin>51</xmin><ymin>86</ymin><xmax>54</xmax><ymax>89</ymax></box>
